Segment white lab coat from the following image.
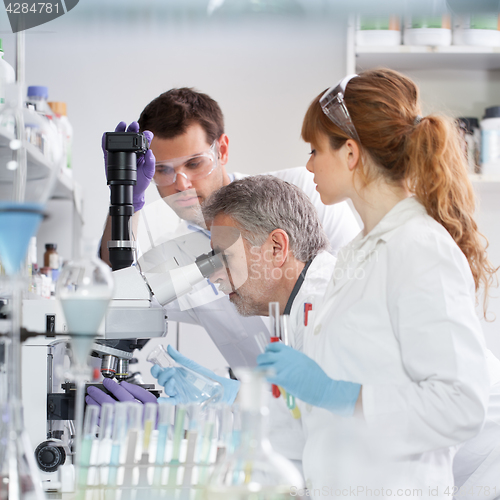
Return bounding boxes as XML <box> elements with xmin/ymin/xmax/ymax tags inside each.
<box><xmin>136</xmin><ymin>166</ymin><xmax>360</xmax><ymax>369</ymax></box>
<box><xmin>299</xmin><ymin>197</ymin><xmax>489</xmax><ymax>497</ymax></box>
<box><xmin>452</xmin><ymin>349</ymin><xmax>500</xmax><ymax>498</ymax></box>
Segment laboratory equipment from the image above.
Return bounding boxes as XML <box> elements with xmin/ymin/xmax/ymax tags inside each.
<box><xmin>96</xmin><ymin>245</ymin><xmax>223</xmax><ymax>380</ymax></box>
<box><xmin>72</xmin><ymin>400</ymin><xmax>227</xmax><ymax>497</ymax></box>
<box><xmin>206</xmin><ymin>368</ymin><xmax>304</xmax><ymax>499</ymax></box>
<box><xmin>48</xmin><ymin>101</ymin><xmax>73</xmax><ymax>172</ymax></box>
<box><xmin>147</xmin><ymin>344</ymin><xmax>224</xmax><ymax>405</ymax></box>
<box><xmin>403</xmin><ymin>14</ymin><xmax>452</xmax><ymax>45</ymax></box>
<box><xmin>453</xmin><ymin>13</ymin><xmax>500</xmax><ymax>46</ymax></box>
<box><xmin>0</xmin><ymin>39</ymin><xmax>15</xmax><ymax>107</ymax></box>
<box><xmin>0</xmin><ymin>30</ymin><xmax>59</xmax><ymax>500</ymax></box>
<box><xmin>105</xmin><ymin>130</ymin><xmax>149</xmax><ymax>272</ymax></box>
<box><xmin>356</xmin><ymin>16</ymin><xmax>402</xmax><ymax>46</ymax></box>
<box><xmin>55</xmin><ymin>238</ymin><xmax>114</xmax><ymax>488</ymax></box>
<box><xmin>268</xmin><ymin>303</ymin><xmax>298</xmax><ymax>416</ymax></box>
<box><xmin>96</xmin><ymin>129</ymin><xmax>224</xmax><ymax>380</ymax></box>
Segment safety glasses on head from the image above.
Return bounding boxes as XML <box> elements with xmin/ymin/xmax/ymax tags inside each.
<box><xmin>153</xmin><ymin>141</ymin><xmax>219</xmax><ymax>187</ymax></box>
<box><xmin>320</xmin><ymin>74</ymin><xmax>361</xmax><ymax>143</ymax></box>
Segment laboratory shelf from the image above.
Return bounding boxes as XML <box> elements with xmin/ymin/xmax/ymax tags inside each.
<box><xmin>0</xmin><ymin>129</ymin><xmax>76</xmax><ymax>201</ymax></box>
<box><xmin>355</xmin><ymin>45</ymin><xmax>500</xmax><ymax>72</ymax></box>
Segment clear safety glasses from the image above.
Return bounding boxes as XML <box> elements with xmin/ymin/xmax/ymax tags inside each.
<box><xmin>320</xmin><ymin>74</ymin><xmax>361</xmax><ymax>143</ymax></box>
<box><xmin>153</xmin><ymin>141</ymin><xmax>218</xmax><ymax>187</ymax></box>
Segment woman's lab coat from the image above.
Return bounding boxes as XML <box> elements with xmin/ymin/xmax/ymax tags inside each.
<box><xmin>299</xmin><ymin>197</ymin><xmax>489</xmax><ymax>497</ymax></box>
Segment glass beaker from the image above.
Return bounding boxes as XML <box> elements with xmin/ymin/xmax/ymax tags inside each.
<box><xmin>205</xmin><ymin>368</ymin><xmax>304</xmax><ymax>500</ymax></box>
<box><xmin>147</xmin><ymin>344</ymin><xmax>223</xmax><ymax>405</ymax></box>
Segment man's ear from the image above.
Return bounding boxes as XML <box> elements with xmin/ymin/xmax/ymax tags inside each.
<box><xmin>270</xmin><ymin>229</ymin><xmax>289</xmax><ymax>268</ymax></box>
<box><xmin>218</xmin><ymin>134</ymin><xmax>229</xmax><ymax>167</ymax></box>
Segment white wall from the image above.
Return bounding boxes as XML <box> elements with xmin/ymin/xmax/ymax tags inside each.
<box><xmin>2</xmin><ymin>3</ymin><xmax>499</xmax><ymax>366</ymax></box>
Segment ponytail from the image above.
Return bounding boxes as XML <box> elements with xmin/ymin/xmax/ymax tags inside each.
<box><xmin>407</xmin><ymin>115</ymin><xmax>498</xmax><ymax>313</ymax></box>
<box><xmin>302</xmin><ymin>68</ymin><xmax>498</xmax><ymax>315</ymax></box>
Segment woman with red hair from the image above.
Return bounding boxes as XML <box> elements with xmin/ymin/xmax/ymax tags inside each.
<box><xmin>258</xmin><ymin>68</ymin><xmax>498</xmax><ymax>496</ymax></box>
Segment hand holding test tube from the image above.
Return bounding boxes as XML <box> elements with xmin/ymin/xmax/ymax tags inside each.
<box><xmin>147</xmin><ymin>344</ymin><xmax>224</xmax><ymax>405</ymax></box>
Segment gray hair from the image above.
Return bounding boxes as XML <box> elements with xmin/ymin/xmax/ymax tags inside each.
<box><xmin>202</xmin><ymin>175</ymin><xmax>329</xmax><ymax>262</ymax></box>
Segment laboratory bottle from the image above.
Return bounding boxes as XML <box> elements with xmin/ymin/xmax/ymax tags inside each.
<box><xmin>404</xmin><ymin>13</ymin><xmax>452</xmax><ymax>46</ymax></box>
<box><xmin>26</xmin><ymin>86</ymin><xmax>63</xmax><ymax>165</ymax></box>
<box><xmin>0</xmin><ymin>39</ymin><xmax>15</xmax><ymax>107</ymax></box>
<box><xmin>44</xmin><ymin>243</ymin><xmax>59</xmax><ymax>270</ymax></box>
<box><xmin>457</xmin><ymin>117</ymin><xmax>481</xmax><ymax>174</ymax></box>
<box><xmin>48</xmin><ymin>101</ymin><xmax>73</xmax><ymax>172</ymax></box>
<box><xmin>356</xmin><ymin>16</ymin><xmax>401</xmax><ymax>46</ymax></box>
<box><xmin>205</xmin><ymin>368</ymin><xmax>304</xmax><ymax>500</ymax></box>
<box><xmin>453</xmin><ymin>13</ymin><xmax>500</xmax><ymax>46</ymax></box>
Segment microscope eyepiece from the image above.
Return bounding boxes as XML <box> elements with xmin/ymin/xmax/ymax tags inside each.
<box><xmin>195</xmin><ymin>250</ymin><xmax>224</xmax><ymax>278</ymax></box>
<box><xmin>105</xmin><ymin>131</ymin><xmax>150</xmax><ymax>271</ymax></box>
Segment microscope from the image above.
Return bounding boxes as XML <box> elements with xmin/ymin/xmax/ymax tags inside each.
<box><xmin>31</xmin><ymin>131</ymin><xmax>223</xmax><ymax>485</ymax></box>
<box><xmin>94</xmin><ymin>131</ymin><xmax>223</xmax><ymax>380</ymax></box>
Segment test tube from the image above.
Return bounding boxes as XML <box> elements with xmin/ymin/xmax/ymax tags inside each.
<box><xmin>108</xmin><ymin>402</ymin><xmax>128</xmax><ymax>487</ymax></box>
<box><xmin>77</xmin><ymin>404</ymin><xmax>99</xmax><ymax>489</ymax></box>
<box><xmin>197</xmin><ymin>406</ymin><xmax>216</xmax><ymax>485</ymax></box>
<box><xmin>182</xmin><ymin>405</ymin><xmax>201</xmax><ymax>490</ymax></box>
<box><xmin>138</xmin><ymin>402</ymin><xmax>157</xmax><ymax>487</ymax></box>
<box><xmin>167</xmin><ymin>405</ymin><xmax>187</xmax><ymax>487</ymax></box>
<box><xmin>280</xmin><ymin>315</ymin><xmax>300</xmax><ymax>418</ymax></box>
<box><xmin>269</xmin><ymin>302</ymin><xmax>281</xmax><ymax>399</ymax></box>
<box><xmin>153</xmin><ymin>403</ymin><xmax>173</xmax><ymax>486</ymax></box>
<box><xmin>122</xmin><ymin>402</ymin><xmax>143</xmax><ymax>489</ymax></box>
<box><xmin>98</xmin><ymin>403</ymin><xmax>114</xmax><ymax>486</ymax></box>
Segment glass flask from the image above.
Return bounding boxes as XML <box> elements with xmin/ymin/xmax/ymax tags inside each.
<box><xmin>0</xmin><ymin>33</ymin><xmax>60</xmax><ymax>500</ymax></box>
<box><xmin>205</xmin><ymin>368</ymin><xmax>304</xmax><ymax>500</ymax></box>
<box><xmin>55</xmin><ymin>239</ymin><xmax>114</xmax><ymax>479</ymax></box>
<box><xmin>147</xmin><ymin>344</ymin><xmax>224</xmax><ymax>405</ymax></box>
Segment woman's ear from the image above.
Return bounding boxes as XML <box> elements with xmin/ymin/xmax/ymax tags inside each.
<box><xmin>345</xmin><ymin>139</ymin><xmax>361</xmax><ymax>172</ymax></box>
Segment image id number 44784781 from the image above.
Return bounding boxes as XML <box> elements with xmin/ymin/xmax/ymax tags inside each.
<box><xmin>6</xmin><ymin>3</ymin><xmax>59</xmax><ymax>14</ymax></box>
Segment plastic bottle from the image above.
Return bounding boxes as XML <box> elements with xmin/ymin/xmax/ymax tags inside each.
<box><xmin>453</xmin><ymin>13</ymin><xmax>500</xmax><ymax>46</ymax></box>
<box><xmin>26</xmin><ymin>86</ymin><xmax>63</xmax><ymax>165</ymax></box>
<box><xmin>48</xmin><ymin>101</ymin><xmax>73</xmax><ymax>172</ymax></box>
<box><xmin>356</xmin><ymin>16</ymin><xmax>401</xmax><ymax>46</ymax></box>
<box><xmin>457</xmin><ymin>117</ymin><xmax>481</xmax><ymax>174</ymax></box>
<box><xmin>0</xmin><ymin>38</ymin><xmax>15</xmax><ymax>107</ymax></box>
<box><xmin>404</xmin><ymin>14</ymin><xmax>452</xmax><ymax>46</ymax></box>
<box><xmin>26</xmin><ymin>236</ymin><xmax>37</xmax><ymax>293</ymax></box>
<box><xmin>481</xmin><ymin>106</ymin><xmax>500</xmax><ymax>176</ymax></box>
<box><xmin>44</xmin><ymin>242</ymin><xmax>61</xmax><ymax>286</ymax></box>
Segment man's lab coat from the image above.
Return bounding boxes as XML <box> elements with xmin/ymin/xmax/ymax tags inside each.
<box><xmin>136</xmin><ymin>166</ymin><xmax>360</xmax><ymax>368</ymax></box>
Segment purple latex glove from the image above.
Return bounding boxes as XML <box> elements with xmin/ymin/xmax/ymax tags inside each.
<box><xmin>102</xmin><ymin>121</ymin><xmax>155</xmax><ymax>212</ymax></box>
<box><xmin>85</xmin><ymin>377</ymin><xmax>158</xmax><ymax>407</ymax></box>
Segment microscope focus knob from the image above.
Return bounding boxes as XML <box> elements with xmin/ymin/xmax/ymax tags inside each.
<box><xmin>35</xmin><ymin>441</ymin><xmax>66</xmax><ymax>473</ymax></box>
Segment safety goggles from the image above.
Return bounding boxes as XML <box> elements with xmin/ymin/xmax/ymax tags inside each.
<box><xmin>320</xmin><ymin>74</ymin><xmax>361</xmax><ymax>143</ymax></box>
<box><xmin>153</xmin><ymin>141</ymin><xmax>218</xmax><ymax>187</ymax></box>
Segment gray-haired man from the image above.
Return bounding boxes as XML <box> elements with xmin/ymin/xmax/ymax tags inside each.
<box><xmin>151</xmin><ymin>175</ymin><xmax>337</xmax><ymax>464</ymax></box>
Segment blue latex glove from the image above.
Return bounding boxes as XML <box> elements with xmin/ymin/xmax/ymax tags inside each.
<box><xmin>102</xmin><ymin>121</ymin><xmax>155</xmax><ymax>212</ymax></box>
<box><xmin>86</xmin><ymin>377</ymin><xmax>158</xmax><ymax>407</ymax></box>
<box><xmin>257</xmin><ymin>342</ymin><xmax>361</xmax><ymax>416</ymax></box>
<box><xmin>150</xmin><ymin>345</ymin><xmax>240</xmax><ymax>405</ymax></box>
